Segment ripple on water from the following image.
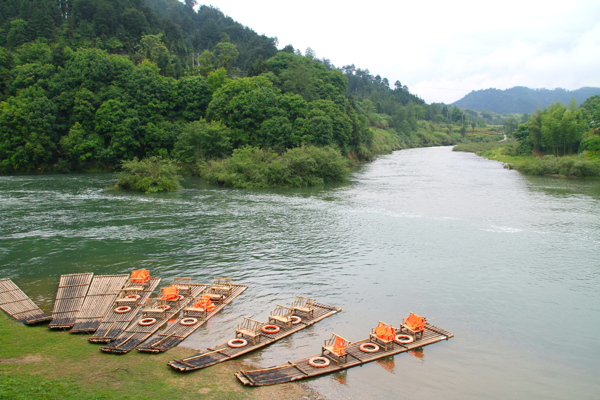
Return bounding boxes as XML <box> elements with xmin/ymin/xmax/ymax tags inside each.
<box><xmin>1</xmin><ymin>151</ymin><xmax>600</xmax><ymax>399</ymax></box>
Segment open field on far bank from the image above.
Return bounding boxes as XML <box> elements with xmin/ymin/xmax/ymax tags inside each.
<box><xmin>0</xmin><ymin>317</ymin><xmax>317</xmax><ymax>400</ymax></box>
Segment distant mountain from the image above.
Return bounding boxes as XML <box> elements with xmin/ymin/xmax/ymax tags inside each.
<box><xmin>451</xmin><ymin>86</ymin><xmax>600</xmax><ymax>114</ymax></box>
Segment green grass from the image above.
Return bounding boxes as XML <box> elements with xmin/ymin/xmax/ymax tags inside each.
<box><xmin>0</xmin><ymin>316</ymin><xmax>310</xmax><ymax>400</ymax></box>
<box><xmin>453</xmin><ymin>141</ymin><xmax>600</xmax><ymax>177</ymax></box>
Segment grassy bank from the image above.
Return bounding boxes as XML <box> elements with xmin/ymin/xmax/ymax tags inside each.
<box><xmin>453</xmin><ymin>142</ymin><xmax>600</xmax><ymax>178</ymax></box>
<box><xmin>0</xmin><ymin>316</ymin><xmax>315</xmax><ymax>400</ymax></box>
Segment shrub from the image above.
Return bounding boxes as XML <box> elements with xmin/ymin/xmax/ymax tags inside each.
<box><xmin>202</xmin><ymin>145</ymin><xmax>350</xmax><ymax>188</ymax></box>
<box><xmin>116</xmin><ymin>157</ymin><xmax>182</xmax><ymax>193</ymax></box>
<box><xmin>515</xmin><ymin>155</ymin><xmax>600</xmax><ymax>177</ymax></box>
<box><xmin>517</xmin><ymin>158</ymin><xmax>546</xmax><ymax>175</ymax></box>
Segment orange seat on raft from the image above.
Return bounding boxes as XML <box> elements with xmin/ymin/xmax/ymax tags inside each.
<box><xmin>400</xmin><ymin>312</ymin><xmax>426</xmax><ymax>340</ymax></box>
<box><xmin>193</xmin><ymin>294</ymin><xmax>216</xmax><ymax>312</ymax></box>
<box><xmin>332</xmin><ymin>335</ymin><xmax>347</xmax><ymax>356</ymax></box>
<box><xmin>130</xmin><ymin>269</ymin><xmax>151</xmax><ymax>283</ymax></box>
<box><xmin>160</xmin><ymin>286</ymin><xmax>179</xmax><ymax>300</ymax></box>
<box><xmin>322</xmin><ymin>333</ymin><xmax>350</xmax><ymax>364</ymax></box>
<box><xmin>374</xmin><ymin>321</ymin><xmax>396</xmax><ymax>341</ymax></box>
<box><xmin>403</xmin><ymin>312</ymin><xmax>426</xmax><ymax>332</ymax></box>
<box><xmin>369</xmin><ymin>321</ymin><xmax>396</xmax><ymax>351</ymax></box>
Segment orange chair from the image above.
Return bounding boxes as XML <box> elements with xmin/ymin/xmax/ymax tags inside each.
<box><xmin>193</xmin><ymin>294</ymin><xmax>216</xmax><ymax>312</ymax></box>
<box><xmin>321</xmin><ymin>334</ymin><xmax>350</xmax><ymax>364</ymax></box>
<box><xmin>160</xmin><ymin>286</ymin><xmax>179</xmax><ymax>300</ymax></box>
<box><xmin>183</xmin><ymin>294</ymin><xmax>216</xmax><ymax>318</ymax></box>
<box><xmin>369</xmin><ymin>321</ymin><xmax>396</xmax><ymax>351</ymax></box>
<box><xmin>130</xmin><ymin>269</ymin><xmax>150</xmax><ymax>284</ymax></box>
<box><xmin>400</xmin><ymin>312</ymin><xmax>426</xmax><ymax>339</ymax></box>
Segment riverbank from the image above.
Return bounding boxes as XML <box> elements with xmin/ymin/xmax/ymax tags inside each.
<box><xmin>0</xmin><ymin>317</ymin><xmax>318</xmax><ymax>400</ymax></box>
<box><xmin>453</xmin><ymin>142</ymin><xmax>600</xmax><ymax>177</ymax></box>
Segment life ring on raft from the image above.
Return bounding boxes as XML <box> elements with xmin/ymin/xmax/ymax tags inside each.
<box><xmin>114</xmin><ymin>306</ymin><xmax>131</xmax><ymax>314</ymax></box>
<box><xmin>308</xmin><ymin>357</ymin><xmax>330</xmax><ymax>368</ymax></box>
<box><xmin>209</xmin><ymin>294</ymin><xmax>224</xmax><ymax>302</ymax></box>
<box><xmin>261</xmin><ymin>325</ymin><xmax>281</xmax><ymax>334</ymax></box>
<box><xmin>168</xmin><ymin>295</ymin><xmax>184</xmax><ymax>301</ymax></box>
<box><xmin>180</xmin><ymin>317</ymin><xmax>198</xmax><ymax>326</ymax></box>
<box><xmin>227</xmin><ymin>338</ymin><xmax>248</xmax><ymax>348</ymax></box>
<box><xmin>157</xmin><ymin>305</ymin><xmax>171</xmax><ymax>311</ymax></box>
<box><xmin>395</xmin><ymin>334</ymin><xmax>414</xmax><ymax>344</ymax></box>
<box><xmin>290</xmin><ymin>316</ymin><xmax>302</xmax><ymax>325</ymax></box>
<box><xmin>126</xmin><ymin>294</ymin><xmax>141</xmax><ymax>300</ymax></box>
<box><xmin>359</xmin><ymin>343</ymin><xmax>380</xmax><ymax>353</ymax></box>
<box><xmin>138</xmin><ymin>318</ymin><xmax>157</xmax><ymax>326</ymax></box>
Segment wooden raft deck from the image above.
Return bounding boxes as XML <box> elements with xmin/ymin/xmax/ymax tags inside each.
<box><xmin>0</xmin><ymin>278</ymin><xmax>52</xmax><ymax>325</ymax></box>
<box><xmin>100</xmin><ymin>284</ymin><xmax>208</xmax><ymax>354</ymax></box>
<box><xmin>89</xmin><ymin>277</ymin><xmax>161</xmax><ymax>343</ymax></box>
<box><xmin>137</xmin><ymin>283</ymin><xmax>248</xmax><ymax>353</ymax></box>
<box><xmin>70</xmin><ymin>274</ymin><xmax>129</xmax><ymax>334</ymax></box>
<box><xmin>49</xmin><ymin>273</ymin><xmax>94</xmax><ymax>330</ymax></box>
<box><xmin>236</xmin><ymin>323</ymin><xmax>454</xmax><ymax>386</ymax></box>
<box><xmin>168</xmin><ymin>302</ymin><xmax>341</xmax><ymax>371</ymax></box>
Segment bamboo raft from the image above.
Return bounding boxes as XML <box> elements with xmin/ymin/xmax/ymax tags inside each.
<box><xmin>137</xmin><ymin>280</ymin><xmax>248</xmax><ymax>353</ymax></box>
<box><xmin>168</xmin><ymin>298</ymin><xmax>341</xmax><ymax>371</ymax></box>
<box><xmin>89</xmin><ymin>277</ymin><xmax>161</xmax><ymax>343</ymax></box>
<box><xmin>100</xmin><ymin>282</ymin><xmax>208</xmax><ymax>354</ymax></box>
<box><xmin>235</xmin><ymin>323</ymin><xmax>454</xmax><ymax>386</ymax></box>
<box><xmin>49</xmin><ymin>273</ymin><xmax>94</xmax><ymax>329</ymax></box>
<box><xmin>70</xmin><ymin>274</ymin><xmax>129</xmax><ymax>334</ymax></box>
<box><xmin>0</xmin><ymin>278</ymin><xmax>52</xmax><ymax>325</ymax></box>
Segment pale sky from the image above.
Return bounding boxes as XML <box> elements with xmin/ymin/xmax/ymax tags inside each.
<box><xmin>200</xmin><ymin>0</ymin><xmax>600</xmax><ymax>104</ymax></box>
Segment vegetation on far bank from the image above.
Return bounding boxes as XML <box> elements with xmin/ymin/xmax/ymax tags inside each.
<box><xmin>454</xmin><ymin>95</ymin><xmax>600</xmax><ymax>178</ymax></box>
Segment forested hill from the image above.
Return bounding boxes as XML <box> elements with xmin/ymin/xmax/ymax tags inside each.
<box><xmin>452</xmin><ymin>86</ymin><xmax>600</xmax><ymax>114</ymax></box>
<box><xmin>0</xmin><ymin>0</ymin><xmax>279</xmax><ymax>75</ymax></box>
<box><xmin>0</xmin><ymin>0</ymin><xmax>458</xmax><ymax>176</ymax></box>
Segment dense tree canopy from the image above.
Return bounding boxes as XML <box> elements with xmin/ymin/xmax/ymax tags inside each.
<box><xmin>509</xmin><ymin>97</ymin><xmax>600</xmax><ymax>157</ymax></box>
<box><xmin>1</xmin><ymin>0</ymin><xmax>562</xmax><ymax>179</ymax></box>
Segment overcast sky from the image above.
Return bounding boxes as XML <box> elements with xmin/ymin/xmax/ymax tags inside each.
<box><xmin>201</xmin><ymin>0</ymin><xmax>600</xmax><ymax>104</ymax></box>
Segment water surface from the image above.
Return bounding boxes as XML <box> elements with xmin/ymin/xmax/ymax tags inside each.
<box><xmin>1</xmin><ymin>146</ymin><xmax>599</xmax><ymax>399</ymax></box>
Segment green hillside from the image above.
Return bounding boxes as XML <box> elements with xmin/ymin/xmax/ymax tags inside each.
<box><xmin>452</xmin><ymin>86</ymin><xmax>600</xmax><ymax>114</ymax></box>
<box><xmin>0</xmin><ymin>0</ymin><xmax>483</xmax><ymax>185</ymax></box>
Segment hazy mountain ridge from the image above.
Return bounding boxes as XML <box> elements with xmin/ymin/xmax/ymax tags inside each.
<box><xmin>452</xmin><ymin>86</ymin><xmax>600</xmax><ymax>114</ymax></box>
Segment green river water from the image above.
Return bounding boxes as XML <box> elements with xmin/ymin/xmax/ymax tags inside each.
<box><xmin>1</xmin><ymin>146</ymin><xmax>599</xmax><ymax>399</ymax></box>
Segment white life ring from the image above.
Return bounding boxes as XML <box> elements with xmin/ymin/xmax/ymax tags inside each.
<box><xmin>261</xmin><ymin>325</ymin><xmax>281</xmax><ymax>334</ymax></box>
<box><xmin>138</xmin><ymin>317</ymin><xmax>157</xmax><ymax>326</ymax></box>
<box><xmin>227</xmin><ymin>338</ymin><xmax>248</xmax><ymax>348</ymax></box>
<box><xmin>308</xmin><ymin>357</ymin><xmax>330</xmax><ymax>368</ymax></box>
<box><xmin>180</xmin><ymin>317</ymin><xmax>198</xmax><ymax>326</ymax></box>
<box><xmin>395</xmin><ymin>334</ymin><xmax>414</xmax><ymax>344</ymax></box>
<box><xmin>359</xmin><ymin>343</ymin><xmax>380</xmax><ymax>353</ymax></box>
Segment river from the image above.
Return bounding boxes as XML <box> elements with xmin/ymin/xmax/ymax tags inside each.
<box><xmin>1</xmin><ymin>146</ymin><xmax>599</xmax><ymax>399</ymax></box>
